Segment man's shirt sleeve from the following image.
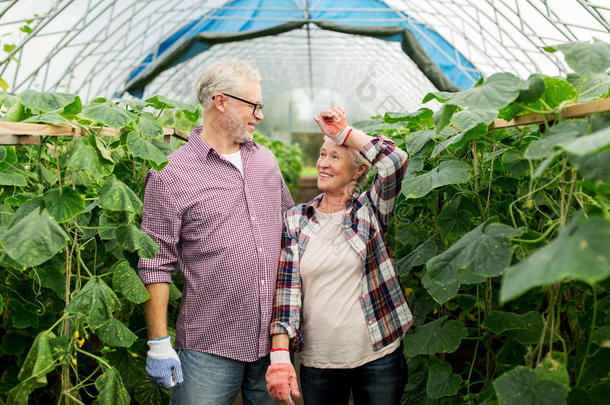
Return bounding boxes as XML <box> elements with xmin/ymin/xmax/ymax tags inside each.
<box><xmin>138</xmin><ymin>169</ymin><xmax>181</xmax><ymax>284</ymax></box>
<box><xmin>280</xmin><ymin>176</ymin><xmax>295</xmax><ymax>214</ymax></box>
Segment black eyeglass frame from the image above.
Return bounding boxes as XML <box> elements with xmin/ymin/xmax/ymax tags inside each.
<box><xmin>212</xmin><ymin>92</ymin><xmax>263</xmax><ymax>115</ymax></box>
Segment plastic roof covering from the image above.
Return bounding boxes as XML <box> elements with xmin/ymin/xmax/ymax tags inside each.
<box><xmin>0</xmin><ymin>0</ymin><xmax>609</xmax><ymax>140</ymax></box>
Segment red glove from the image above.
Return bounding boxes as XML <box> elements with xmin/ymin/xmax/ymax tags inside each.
<box><xmin>266</xmin><ymin>350</ymin><xmax>300</xmax><ymax>405</ymax></box>
<box><xmin>314</xmin><ymin>106</ymin><xmax>353</xmax><ymax>145</ymax></box>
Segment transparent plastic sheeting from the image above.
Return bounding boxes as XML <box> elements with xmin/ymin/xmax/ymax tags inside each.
<box><xmin>0</xmin><ymin>0</ymin><xmax>608</xmax><ymax>138</ymax></box>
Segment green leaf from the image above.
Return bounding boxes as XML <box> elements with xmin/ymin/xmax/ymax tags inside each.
<box><xmin>535</xmin><ymin>352</ymin><xmax>569</xmax><ymax>388</ymax></box>
<box><xmin>43</xmin><ymin>186</ymin><xmax>85</xmax><ymax>223</ymax></box>
<box><xmin>397</xmin><ymin>239</ymin><xmax>437</xmax><ymax>276</ymax></box>
<box><xmin>560</xmin><ymin>126</ymin><xmax>610</xmax><ymax>156</ymax></box>
<box><xmin>7</xmin><ymin>197</ymin><xmax>43</xmax><ymax>228</ymax></box>
<box><xmin>81</xmin><ymin>101</ymin><xmax>133</xmax><ymax>130</ymax></box>
<box><xmin>494</xmin><ymin>367</ymin><xmax>567</xmax><ymax>405</ymax></box>
<box><xmin>422</xmin><ymin>91</ymin><xmax>455</xmax><ymax>104</ymax></box>
<box><xmin>501</xmin><ymin>215</ymin><xmax>610</xmax><ymax>302</ymax></box>
<box><xmin>437</xmin><ymin>206</ymin><xmax>473</xmax><ymax>239</ymax></box>
<box><xmin>516</xmin><ymin>74</ymin><xmax>546</xmax><ymax>104</ymax></box>
<box><xmin>524</xmin><ymin>120</ymin><xmax>588</xmax><ymax>159</ymax></box>
<box><xmin>111</xmin><ymin>260</ymin><xmax>150</xmax><ymax>304</ymax></box>
<box><xmin>485</xmin><ymin>311</ymin><xmax>544</xmax><ymax>345</ymax></box>
<box><xmin>92</xmin><ymin>135</ymin><xmax>114</xmax><ymax>162</ymax></box>
<box><xmin>98</xmin><ymin>175</ymin><xmax>143</xmax><ymax>213</ymax></box>
<box><xmin>402</xmin><ymin>160</ymin><xmax>470</xmax><ymax>200</ymax></box>
<box><xmin>404</xmin><ymin>129</ymin><xmax>434</xmax><ymax>155</ymax></box>
<box><xmin>6</xmin><ymin>102</ymin><xmax>26</xmax><ymax>122</ymax></box>
<box><xmin>20</xmin><ymin>90</ymin><xmax>78</xmax><ymax>113</ymax></box>
<box><xmin>126</xmin><ymin>131</ymin><xmax>168</xmax><ymax>170</ymax></box>
<box><xmin>570</xmin><ymin>150</ymin><xmax>610</xmax><ymax>184</ymax></box>
<box><xmin>432</xmin><ymin>110</ymin><xmax>496</xmax><ymax>157</ymax></box>
<box><xmin>426</xmin><ymin>362</ymin><xmax>462</xmax><ymax>399</ymax></box>
<box><xmin>434</xmin><ymin>103</ymin><xmax>458</xmax><ymax>135</ymax></box>
<box><xmin>591</xmin><ymin>325</ymin><xmax>610</xmax><ymax>348</ymax></box>
<box><xmin>0</xmin><ymin>171</ymin><xmax>27</xmax><ymax>186</ymax></box>
<box><xmin>169</xmin><ymin>283</ymin><xmax>182</xmax><ymax>301</ymax></box>
<box><xmin>0</xmin><ymin>208</ymin><xmax>68</xmax><ymax>268</ymax></box>
<box><xmin>448</xmin><ymin>73</ymin><xmax>528</xmax><ymax>111</ymax></box>
<box><xmin>95</xmin><ymin>318</ymin><xmax>137</xmax><ymax>348</ymax></box>
<box><xmin>115</xmin><ymin>224</ymin><xmax>159</xmax><ymax>259</ymax></box>
<box><xmin>23</xmin><ymin>113</ymin><xmax>69</xmax><ymax>124</ymax></box>
<box><xmin>65</xmin><ymin>138</ymin><xmax>102</xmax><ymax>178</ymax></box>
<box><xmin>93</xmin><ymin>368</ymin><xmax>131</xmax><ymax>405</ymax></box>
<box><xmin>18</xmin><ymin>330</ymin><xmax>56</xmax><ymax>385</ymax></box>
<box><xmin>105</xmin><ymin>349</ymin><xmax>145</xmax><ymax>389</ymax></box>
<box><xmin>65</xmin><ymin>276</ymin><xmax>120</xmax><ymax>328</ymax></box>
<box><xmin>10</xmin><ymin>299</ymin><xmax>39</xmax><ymax>329</ymax></box>
<box><xmin>423</xmin><ymin>221</ymin><xmax>521</xmax><ymax>304</ymax></box>
<box><xmin>591</xmin><ymin>382</ymin><xmax>610</xmax><ymax>405</ymax></box>
<box><xmin>547</xmin><ymin>40</ymin><xmax>610</xmax><ymax>76</ymax></box>
<box><xmin>0</xmin><ymin>146</ymin><xmax>17</xmax><ymax>172</ymax></box>
<box><xmin>136</xmin><ymin>111</ymin><xmax>163</xmax><ymax>138</ymax></box>
<box><xmin>134</xmin><ymin>378</ymin><xmax>167</xmax><ymax>405</ymax></box>
<box><xmin>403</xmin><ymin>316</ymin><xmax>468</xmax><ymax>356</ymax></box>
<box><xmin>145</xmin><ymin>95</ymin><xmax>199</xmax><ymax>121</ymax></box>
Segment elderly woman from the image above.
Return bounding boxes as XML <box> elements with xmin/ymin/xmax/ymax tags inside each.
<box><xmin>265</xmin><ymin>107</ymin><xmax>413</xmax><ymax>405</ymax></box>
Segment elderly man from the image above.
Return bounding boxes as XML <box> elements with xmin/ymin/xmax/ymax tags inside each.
<box><xmin>138</xmin><ymin>59</ymin><xmax>294</xmax><ymax>404</ymax></box>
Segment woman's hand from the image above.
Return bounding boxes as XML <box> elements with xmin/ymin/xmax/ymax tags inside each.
<box><xmin>266</xmin><ymin>349</ymin><xmax>300</xmax><ymax>405</ymax></box>
<box><xmin>314</xmin><ymin>106</ymin><xmax>353</xmax><ymax>145</ymax></box>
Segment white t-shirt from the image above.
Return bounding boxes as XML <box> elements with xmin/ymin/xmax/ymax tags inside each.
<box><xmin>299</xmin><ymin>209</ymin><xmax>400</xmax><ymax>368</ymax></box>
<box><xmin>221</xmin><ymin>150</ymin><xmax>243</xmax><ymax>176</ymax></box>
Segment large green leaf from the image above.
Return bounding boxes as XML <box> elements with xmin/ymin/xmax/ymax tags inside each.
<box><xmin>493</xmin><ymin>367</ymin><xmax>567</xmax><ymax>405</ymax></box>
<box><xmin>23</xmin><ymin>113</ymin><xmax>69</xmax><ymax>124</ymax></box>
<box><xmin>18</xmin><ymin>330</ymin><xmax>56</xmax><ymax>385</ymax></box>
<box><xmin>43</xmin><ymin>186</ymin><xmax>85</xmax><ymax>223</ymax></box>
<box><xmin>570</xmin><ymin>150</ymin><xmax>610</xmax><ymax>184</ymax></box>
<box><xmin>524</xmin><ymin>120</ymin><xmax>588</xmax><ymax>159</ymax></box>
<box><xmin>145</xmin><ymin>95</ymin><xmax>199</xmax><ymax>122</ymax></box>
<box><xmin>136</xmin><ymin>111</ymin><xmax>163</xmax><ymax>139</ymax></box>
<box><xmin>591</xmin><ymin>325</ymin><xmax>610</xmax><ymax>348</ymax></box>
<box><xmin>134</xmin><ymin>378</ymin><xmax>167</xmax><ymax>405</ymax></box>
<box><xmin>65</xmin><ymin>138</ymin><xmax>103</xmax><ymax>178</ymax></box>
<box><xmin>403</xmin><ymin>316</ymin><xmax>468</xmax><ymax>356</ymax></box>
<box><xmin>98</xmin><ymin>175</ymin><xmax>143</xmax><ymax>213</ymax></box>
<box><xmin>126</xmin><ymin>131</ymin><xmax>168</xmax><ymax>170</ymax></box>
<box><xmin>431</xmin><ymin>110</ymin><xmax>496</xmax><ymax>157</ymax></box>
<box><xmin>0</xmin><ymin>146</ymin><xmax>17</xmax><ymax>173</ymax></box>
<box><xmin>65</xmin><ymin>276</ymin><xmax>120</xmax><ymax>328</ymax></box>
<box><xmin>404</xmin><ymin>129</ymin><xmax>434</xmax><ymax>156</ymax></box>
<box><xmin>560</xmin><ymin>126</ymin><xmax>610</xmax><ymax>156</ymax></box>
<box><xmin>545</xmin><ymin>40</ymin><xmax>610</xmax><ymax>76</ymax></box>
<box><xmin>0</xmin><ymin>208</ymin><xmax>68</xmax><ymax>268</ymax></box>
<box><xmin>426</xmin><ymin>362</ymin><xmax>462</xmax><ymax>399</ymax></box>
<box><xmin>484</xmin><ymin>310</ymin><xmax>544</xmax><ymax>345</ymax></box>
<box><xmin>81</xmin><ymin>101</ymin><xmax>133</xmax><ymax>130</ymax></box>
<box><xmin>448</xmin><ymin>73</ymin><xmax>528</xmax><ymax>111</ymax></box>
<box><xmin>402</xmin><ymin>160</ymin><xmax>470</xmax><ymax>200</ymax></box>
<box><xmin>93</xmin><ymin>368</ymin><xmax>131</xmax><ymax>405</ymax></box>
<box><xmin>111</xmin><ymin>260</ymin><xmax>150</xmax><ymax>304</ymax></box>
<box><xmin>501</xmin><ymin>216</ymin><xmax>610</xmax><ymax>302</ymax></box>
<box><xmin>95</xmin><ymin>318</ymin><xmax>137</xmax><ymax>348</ymax></box>
<box><xmin>423</xmin><ymin>221</ymin><xmax>521</xmax><ymax>304</ymax></box>
<box><xmin>20</xmin><ymin>90</ymin><xmax>80</xmax><ymax>114</ymax></box>
<box><xmin>115</xmin><ymin>224</ymin><xmax>159</xmax><ymax>259</ymax></box>
<box><xmin>0</xmin><ymin>171</ymin><xmax>27</xmax><ymax>186</ymax></box>
<box><xmin>397</xmin><ymin>239</ymin><xmax>437</xmax><ymax>276</ymax></box>
<box><xmin>436</xmin><ymin>206</ymin><xmax>473</xmax><ymax>239</ymax></box>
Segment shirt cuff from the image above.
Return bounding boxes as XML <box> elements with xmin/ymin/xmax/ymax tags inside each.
<box><xmin>270</xmin><ymin>321</ymin><xmax>298</xmax><ymax>339</ymax></box>
<box><xmin>139</xmin><ymin>269</ymin><xmax>173</xmax><ymax>285</ymax></box>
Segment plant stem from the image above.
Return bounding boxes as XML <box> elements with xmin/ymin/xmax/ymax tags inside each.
<box><xmin>485</xmin><ymin>141</ymin><xmax>496</xmax><ymax>219</ymax></box>
<box><xmin>472</xmin><ymin>140</ymin><xmax>485</xmax><ymax>219</ymax></box>
<box><xmin>576</xmin><ymin>284</ymin><xmax>597</xmax><ymax>386</ymax></box>
<box><xmin>467</xmin><ymin>284</ymin><xmax>482</xmax><ymax>399</ymax></box>
<box><xmin>548</xmin><ymin>282</ymin><xmax>562</xmax><ymax>354</ymax></box>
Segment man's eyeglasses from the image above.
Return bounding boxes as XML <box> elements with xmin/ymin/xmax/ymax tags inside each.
<box><xmin>212</xmin><ymin>93</ymin><xmax>263</xmax><ymax>115</ymax></box>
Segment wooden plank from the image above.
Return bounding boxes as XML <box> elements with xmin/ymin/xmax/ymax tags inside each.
<box><xmin>490</xmin><ymin>98</ymin><xmax>610</xmax><ymax>130</ymax></box>
<box><xmin>0</xmin><ymin>134</ymin><xmax>40</xmax><ymax>145</ymax></box>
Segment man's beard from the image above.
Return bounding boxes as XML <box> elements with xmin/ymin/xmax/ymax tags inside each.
<box><xmin>226</xmin><ymin>110</ymin><xmax>253</xmax><ymax>144</ymax></box>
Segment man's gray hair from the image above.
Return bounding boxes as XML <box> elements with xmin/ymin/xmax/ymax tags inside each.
<box><xmin>195</xmin><ymin>59</ymin><xmax>261</xmax><ymax>110</ymax></box>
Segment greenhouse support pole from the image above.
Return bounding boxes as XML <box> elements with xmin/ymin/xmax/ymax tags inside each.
<box><xmin>305</xmin><ymin>0</ymin><xmax>314</xmax><ymax>102</ymax></box>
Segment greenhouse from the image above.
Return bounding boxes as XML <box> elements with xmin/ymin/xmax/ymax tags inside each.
<box><xmin>0</xmin><ymin>0</ymin><xmax>609</xmax><ymax>404</ymax></box>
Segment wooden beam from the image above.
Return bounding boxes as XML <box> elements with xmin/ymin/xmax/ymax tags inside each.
<box><xmin>490</xmin><ymin>98</ymin><xmax>610</xmax><ymax>130</ymax></box>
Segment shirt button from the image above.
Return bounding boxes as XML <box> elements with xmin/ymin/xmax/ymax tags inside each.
<box><xmin>258</xmin><ymin>247</ymin><xmax>263</xmax><ymax>253</ymax></box>
<box><xmin>251</xmin><ymin>215</ymin><xmax>256</xmax><ymax>221</ymax></box>
<box><xmin>369</xmin><ymin>320</ymin><xmax>374</xmax><ymax>325</ymax></box>
<box><xmin>261</xmin><ymin>280</ymin><xmax>265</xmax><ymax>285</ymax></box>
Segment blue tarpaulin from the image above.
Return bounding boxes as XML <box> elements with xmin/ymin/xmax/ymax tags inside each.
<box><xmin>125</xmin><ymin>0</ymin><xmax>481</xmax><ymax>96</ymax></box>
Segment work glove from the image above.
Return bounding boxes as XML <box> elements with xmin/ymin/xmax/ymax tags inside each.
<box><xmin>146</xmin><ymin>336</ymin><xmax>184</xmax><ymax>388</ymax></box>
<box><xmin>266</xmin><ymin>349</ymin><xmax>300</xmax><ymax>405</ymax></box>
<box><xmin>314</xmin><ymin>106</ymin><xmax>353</xmax><ymax>145</ymax></box>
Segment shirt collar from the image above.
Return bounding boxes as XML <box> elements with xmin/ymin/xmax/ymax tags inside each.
<box><xmin>304</xmin><ymin>192</ymin><xmax>360</xmax><ymax>219</ymax></box>
<box><xmin>188</xmin><ymin>126</ymin><xmax>259</xmax><ymax>160</ymax></box>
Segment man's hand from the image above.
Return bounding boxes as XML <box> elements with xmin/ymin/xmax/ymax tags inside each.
<box><xmin>314</xmin><ymin>106</ymin><xmax>353</xmax><ymax>145</ymax></box>
<box><xmin>266</xmin><ymin>349</ymin><xmax>300</xmax><ymax>405</ymax></box>
<box><xmin>146</xmin><ymin>336</ymin><xmax>184</xmax><ymax>388</ymax></box>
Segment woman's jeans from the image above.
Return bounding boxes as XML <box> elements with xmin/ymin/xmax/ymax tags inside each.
<box><xmin>300</xmin><ymin>348</ymin><xmax>408</xmax><ymax>405</ymax></box>
<box><xmin>169</xmin><ymin>350</ymin><xmax>280</xmax><ymax>405</ymax></box>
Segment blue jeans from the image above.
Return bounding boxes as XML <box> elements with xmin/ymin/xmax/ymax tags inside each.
<box><xmin>169</xmin><ymin>350</ymin><xmax>280</xmax><ymax>405</ymax></box>
<box><xmin>300</xmin><ymin>348</ymin><xmax>407</xmax><ymax>405</ymax></box>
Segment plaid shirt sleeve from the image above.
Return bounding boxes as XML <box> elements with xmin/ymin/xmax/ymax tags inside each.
<box><xmin>270</xmin><ymin>209</ymin><xmax>303</xmax><ymax>351</ymax></box>
<box><xmin>360</xmin><ymin>137</ymin><xmax>408</xmax><ymax>231</ymax></box>
<box><xmin>138</xmin><ymin>169</ymin><xmax>181</xmax><ymax>285</ymax></box>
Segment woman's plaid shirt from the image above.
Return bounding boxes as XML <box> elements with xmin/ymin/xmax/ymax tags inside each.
<box><xmin>270</xmin><ymin>137</ymin><xmax>414</xmax><ymax>352</ymax></box>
